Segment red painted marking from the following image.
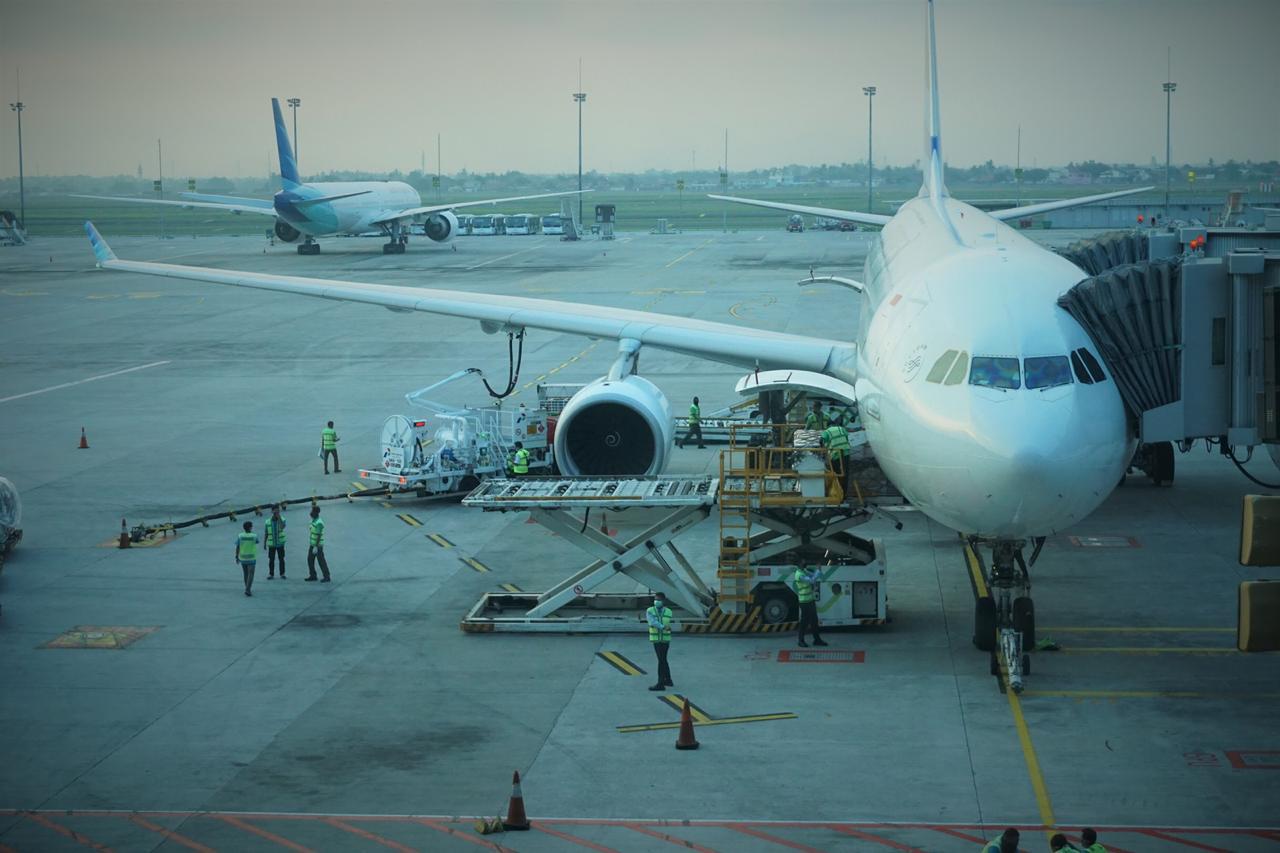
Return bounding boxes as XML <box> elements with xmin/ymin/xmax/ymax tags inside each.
<box><xmin>325</xmin><ymin>817</ymin><xmax>416</xmax><ymax>852</ymax></box>
<box><xmin>727</xmin><ymin>823</ymin><xmax>826</xmax><ymax>852</ymax></box>
<box><xmin>889</xmin><ymin>294</ymin><xmax>902</xmax><ymax>306</ymax></box>
<box><xmin>417</xmin><ymin>818</ymin><xmax>509</xmax><ymax>850</ymax></box>
<box><xmin>1136</xmin><ymin>829</ymin><xmax>1232</xmax><ymax>851</ymax></box>
<box><xmin>218</xmin><ymin>815</ymin><xmax>315</xmax><ymax>852</ymax></box>
<box><xmin>127</xmin><ymin>815</ymin><xmax>215</xmax><ymax>853</ymax></box>
<box><xmin>829</xmin><ymin>823</ymin><xmax>923</xmax><ymax>850</ymax></box>
<box><xmin>534</xmin><ymin>822</ymin><xmax>623</xmax><ymax>852</ymax></box>
<box><xmin>624</xmin><ymin>822</ymin><xmax>721</xmax><ymax>852</ymax></box>
<box><xmin>1064</xmin><ymin>835</ymin><xmax>1137</xmax><ymax>853</ymax></box>
<box><xmin>777</xmin><ymin>649</ymin><xmax>865</xmax><ymax>663</ymax></box>
<box><xmin>23</xmin><ymin>812</ymin><xmax>114</xmax><ymax>851</ymax></box>
<box><xmin>1225</xmin><ymin>749</ymin><xmax>1280</xmax><ymax>769</ymax></box>
<box><xmin>927</xmin><ymin>827</ymin><xmax>987</xmax><ymax>844</ymax></box>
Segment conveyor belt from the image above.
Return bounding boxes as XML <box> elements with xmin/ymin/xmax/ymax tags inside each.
<box><xmin>463</xmin><ymin>475</ymin><xmax>718</xmax><ymax>509</ymax></box>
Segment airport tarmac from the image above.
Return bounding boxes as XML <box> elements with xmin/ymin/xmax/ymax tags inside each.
<box><xmin>1</xmin><ymin>227</ymin><xmax>1278</xmax><ymax>852</ymax></box>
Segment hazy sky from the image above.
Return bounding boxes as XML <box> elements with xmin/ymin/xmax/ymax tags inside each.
<box><xmin>2</xmin><ymin>0</ymin><xmax>1277</xmax><ymax>180</ymax></box>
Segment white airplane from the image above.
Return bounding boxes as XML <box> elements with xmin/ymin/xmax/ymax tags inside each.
<box><xmin>76</xmin><ymin>98</ymin><xmax>588</xmax><ymax>255</ymax></box>
<box><xmin>83</xmin><ymin>1</ymin><xmax>1151</xmax><ymax>672</ymax></box>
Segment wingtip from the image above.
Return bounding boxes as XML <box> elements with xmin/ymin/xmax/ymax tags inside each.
<box><xmin>84</xmin><ymin>220</ymin><xmax>117</xmax><ymax>265</ymax></box>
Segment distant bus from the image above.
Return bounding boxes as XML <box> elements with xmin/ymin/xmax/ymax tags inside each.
<box><xmin>541</xmin><ymin>214</ymin><xmax>565</xmax><ymax>235</ymax></box>
<box><xmin>455</xmin><ymin>214</ymin><xmax>473</xmax><ymax>236</ymax></box>
<box><xmin>470</xmin><ymin>214</ymin><xmax>506</xmax><ymax>236</ymax></box>
<box><xmin>505</xmin><ymin>213</ymin><xmax>540</xmax><ymax>235</ymax></box>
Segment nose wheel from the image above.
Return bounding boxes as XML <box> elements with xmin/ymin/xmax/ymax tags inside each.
<box><xmin>966</xmin><ymin>537</ymin><xmax>1039</xmax><ymax>692</ymax></box>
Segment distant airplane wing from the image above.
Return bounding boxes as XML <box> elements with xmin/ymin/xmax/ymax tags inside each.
<box><xmin>374</xmin><ymin>189</ymin><xmax>592</xmax><ymax>225</ymax></box>
<box><xmin>72</xmin><ymin>193</ymin><xmax>278</xmax><ymax>217</ymax></box>
<box><xmin>707</xmin><ymin>194</ymin><xmax>892</xmax><ymax>227</ymax></box>
<box><xmin>987</xmin><ymin>186</ymin><xmax>1154</xmax><ymax>221</ymax></box>
<box><xmin>83</xmin><ymin>221</ymin><xmax>857</xmax><ymax>382</ymax></box>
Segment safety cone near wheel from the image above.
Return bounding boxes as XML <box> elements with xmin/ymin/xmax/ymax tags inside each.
<box><xmin>675</xmin><ymin>698</ymin><xmax>700</xmax><ymax>750</ymax></box>
<box><xmin>79</xmin><ymin>427</ymin><xmax>89</xmax><ymax>449</ymax></box>
<box><xmin>117</xmin><ymin>518</ymin><xmax>130</xmax><ymax>549</ymax></box>
<box><xmin>502</xmin><ymin>770</ymin><xmax>531</xmax><ymax>831</ymax></box>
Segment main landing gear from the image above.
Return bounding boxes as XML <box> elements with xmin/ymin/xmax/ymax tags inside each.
<box><xmin>383</xmin><ymin>224</ymin><xmax>408</xmax><ymax>254</ymax></box>
<box><xmin>968</xmin><ymin>537</ymin><xmax>1041</xmax><ymax>693</ymax></box>
<box><xmin>296</xmin><ymin>237</ymin><xmax>320</xmax><ymax>255</ymax></box>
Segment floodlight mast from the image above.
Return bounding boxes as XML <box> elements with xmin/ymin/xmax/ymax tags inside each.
<box><xmin>863</xmin><ymin>85</ymin><xmax>876</xmax><ymax>213</ymax></box>
<box><xmin>287</xmin><ymin>98</ymin><xmax>301</xmax><ymax>167</ymax></box>
<box><xmin>1162</xmin><ymin>80</ymin><xmax>1176</xmax><ymax>222</ymax></box>
<box><xmin>8</xmin><ymin>98</ymin><xmax>24</xmax><ymax>231</ymax></box>
<box><xmin>574</xmin><ymin>89</ymin><xmax>586</xmax><ymax>228</ymax></box>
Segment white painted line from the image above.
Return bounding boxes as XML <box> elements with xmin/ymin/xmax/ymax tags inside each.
<box><xmin>0</xmin><ymin>361</ymin><xmax>171</xmax><ymax>404</ymax></box>
<box><xmin>465</xmin><ymin>245</ymin><xmax>544</xmax><ymax>271</ymax></box>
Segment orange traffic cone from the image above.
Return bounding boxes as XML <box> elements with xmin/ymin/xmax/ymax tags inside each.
<box><xmin>118</xmin><ymin>518</ymin><xmax>130</xmax><ymax>549</ymax></box>
<box><xmin>79</xmin><ymin>427</ymin><xmax>89</xmax><ymax>449</ymax></box>
<box><xmin>675</xmin><ymin>698</ymin><xmax>700</xmax><ymax>750</ymax></box>
<box><xmin>502</xmin><ymin>770</ymin><xmax>531</xmax><ymax>831</ymax></box>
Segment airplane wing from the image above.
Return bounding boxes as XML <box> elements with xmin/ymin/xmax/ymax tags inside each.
<box><xmin>72</xmin><ymin>193</ymin><xmax>278</xmax><ymax>217</ymax></box>
<box><xmin>83</xmin><ymin>221</ymin><xmax>856</xmax><ymax>383</ymax></box>
<box><xmin>987</xmin><ymin>186</ymin><xmax>1154</xmax><ymax>221</ymax></box>
<box><xmin>707</xmin><ymin>194</ymin><xmax>892</xmax><ymax>227</ymax></box>
<box><xmin>374</xmin><ymin>189</ymin><xmax>592</xmax><ymax>225</ymax></box>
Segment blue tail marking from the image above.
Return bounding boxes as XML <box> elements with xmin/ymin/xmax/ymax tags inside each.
<box><xmin>271</xmin><ymin>98</ymin><xmax>301</xmax><ymax>189</ymax></box>
<box><xmin>84</xmin><ymin>221</ymin><xmax>117</xmax><ymax>265</ymax></box>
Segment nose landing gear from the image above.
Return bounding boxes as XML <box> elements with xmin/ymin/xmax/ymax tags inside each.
<box><xmin>967</xmin><ymin>537</ymin><xmax>1039</xmax><ymax>693</ymax></box>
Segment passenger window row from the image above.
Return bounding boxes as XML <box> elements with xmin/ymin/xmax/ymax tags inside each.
<box><xmin>923</xmin><ymin>348</ymin><xmax>1106</xmax><ymax>391</ymax></box>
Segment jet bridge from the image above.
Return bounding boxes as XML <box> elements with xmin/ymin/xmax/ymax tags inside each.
<box><xmin>1057</xmin><ymin>227</ymin><xmax>1280</xmax><ymax>484</ymax></box>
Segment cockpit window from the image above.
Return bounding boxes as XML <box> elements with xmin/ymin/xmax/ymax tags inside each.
<box><xmin>1024</xmin><ymin>356</ymin><xmax>1072</xmax><ymax>390</ymax></box>
<box><xmin>1078</xmin><ymin>347</ymin><xmax>1106</xmax><ymax>383</ymax></box>
<box><xmin>926</xmin><ymin>350</ymin><xmax>959</xmax><ymax>383</ymax></box>
<box><xmin>1070</xmin><ymin>351</ymin><xmax>1094</xmax><ymax>384</ymax></box>
<box><xmin>943</xmin><ymin>351</ymin><xmax>969</xmax><ymax>385</ymax></box>
<box><xmin>969</xmin><ymin>356</ymin><xmax>1021</xmax><ymax>390</ymax></box>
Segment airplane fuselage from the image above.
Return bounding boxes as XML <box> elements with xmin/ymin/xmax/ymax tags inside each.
<box><xmin>273</xmin><ymin>181</ymin><xmax>421</xmax><ymax>237</ymax></box>
<box><xmin>854</xmin><ymin>196</ymin><xmax>1133</xmax><ymax>538</ymax></box>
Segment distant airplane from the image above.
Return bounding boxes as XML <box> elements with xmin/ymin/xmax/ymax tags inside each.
<box><xmin>84</xmin><ymin>1</ymin><xmax>1152</xmax><ymax>685</ymax></box>
<box><xmin>76</xmin><ymin>98</ymin><xmax>587</xmax><ymax>255</ymax></box>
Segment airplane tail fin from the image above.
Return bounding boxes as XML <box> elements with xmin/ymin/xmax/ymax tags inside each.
<box><xmin>84</xmin><ymin>221</ymin><xmax>117</xmax><ymax>266</ymax></box>
<box><xmin>271</xmin><ymin>98</ymin><xmax>301</xmax><ymax>189</ymax></box>
<box><xmin>918</xmin><ymin>0</ymin><xmax>948</xmax><ymax>203</ymax></box>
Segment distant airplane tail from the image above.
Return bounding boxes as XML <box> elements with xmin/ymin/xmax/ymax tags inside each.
<box><xmin>271</xmin><ymin>98</ymin><xmax>301</xmax><ymax>189</ymax></box>
<box><xmin>919</xmin><ymin>0</ymin><xmax>948</xmax><ymax>204</ymax></box>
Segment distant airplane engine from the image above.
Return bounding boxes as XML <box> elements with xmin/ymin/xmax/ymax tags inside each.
<box><xmin>554</xmin><ymin>376</ymin><xmax>673</xmax><ymax>476</ymax></box>
<box><xmin>274</xmin><ymin>220</ymin><xmax>302</xmax><ymax>243</ymax></box>
<box><xmin>423</xmin><ymin>211</ymin><xmax>459</xmax><ymax>243</ymax></box>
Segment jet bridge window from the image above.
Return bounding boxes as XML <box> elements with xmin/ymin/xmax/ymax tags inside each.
<box><xmin>969</xmin><ymin>356</ymin><xmax>1021</xmax><ymax>390</ymax></box>
<box><xmin>1024</xmin><ymin>355</ymin><xmax>1072</xmax><ymax>390</ymax></box>
<box><xmin>1070</xmin><ymin>347</ymin><xmax>1107</xmax><ymax>384</ymax></box>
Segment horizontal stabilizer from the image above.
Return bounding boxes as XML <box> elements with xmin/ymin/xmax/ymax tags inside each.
<box><xmin>291</xmin><ymin>190</ymin><xmax>373</xmax><ymax>207</ymax></box>
<box><xmin>180</xmin><ymin>192</ymin><xmax>275</xmax><ymax>210</ymax></box>
<box><xmin>990</xmin><ymin>187</ymin><xmax>1154</xmax><ymax>221</ymax></box>
<box><xmin>707</xmin><ymin>195</ymin><xmax>890</xmax><ymax>227</ymax></box>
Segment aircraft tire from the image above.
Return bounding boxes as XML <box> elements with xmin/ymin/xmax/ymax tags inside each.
<box><xmin>974</xmin><ymin>595</ymin><xmax>996</xmax><ymax>651</ymax></box>
<box><xmin>1013</xmin><ymin>596</ymin><xmax>1035</xmax><ymax>649</ymax></box>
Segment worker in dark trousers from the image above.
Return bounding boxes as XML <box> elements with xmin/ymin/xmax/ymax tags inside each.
<box><xmin>646</xmin><ymin>591</ymin><xmax>674</xmax><ymax>690</ymax></box>
<box><xmin>677</xmin><ymin>396</ymin><xmax>704</xmax><ymax>449</ymax></box>
<box><xmin>235</xmin><ymin>521</ymin><xmax>257</xmax><ymax>597</ymax></box>
<box><xmin>263</xmin><ymin>504</ymin><xmax>286</xmax><ymax>579</ymax></box>
<box><xmin>793</xmin><ymin>565</ymin><xmax>827</xmax><ymax>647</ymax></box>
<box><xmin>821</xmin><ymin>423</ymin><xmax>852</xmax><ymax>501</ymax></box>
<box><xmin>305</xmin><ymin>505</ymin><xmax>331</xmax><ymax>582</ymax></box>
<box><xmin>509</xmin><ymin>441</ymin><xmax>530</xmax><ymax>476</ymax></box>
<box><xmin>321</xmin><ymin>420</ymin><xmax>340</xmax><ymax>474</ymax></box>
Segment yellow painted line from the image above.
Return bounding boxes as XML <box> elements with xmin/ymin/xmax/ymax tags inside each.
<box><xmin>461</xmin><ymin>557</ymin><xmax>490</xmax><ymax>574</ymax></box>
<box><xmin>427</xmin><ymin>533</ymin><xmax>454</xmax><ymax>548</ymax></box>
<box><xmin>596</xmin><ymin>651</ymin><xmax>645</xmax><ymax>677</ymax></box>
<box><xmin>665</xmin><ymin>249</ymin><xmax>697</xmax><ymax>269</ymax></box>
<box><xmin>1024</xmin><ymin>690</ymin><xmax>1280</xmax><ymax>700</ymax></box>
<box><xmin>999</xmin><ymin>652</ymin><xmax>1056</xmax><ymax>835</ymax></box>
<box><xmin>396</xmin><ymin>513</ymin><xmax>423</xmax><ymax>527</ymax></box>
<box><xmin>658</xmin><ymin>695</ymin><xmax>712</xmax><ymax>722</ymax></box>
<box><xmin>464</xmin><ymin>244</ymin><xmax>543</xmax><ymax>271</ymax></box>
<box><xmin>379</xmin><ymin>501</ymin><xmax>393</xmax><ymax>509</ymax></box>
<box><xmin>963</xmin><ymin>540</ymin><xmax>989</xmax><ymax>598</ymax></box>
<box><xmin>350</xmin><ymin>481</ymin><xmax>368</xmax><ymax>491</ymax></box>
<box><xmin>617</xmin><ymin>713</ymin><xmax>796</xmax><ymax>734</ymax></box>
<box><xmin>1057</xmin><ymin>646</ymin><xmax>1236</xmax><ymax>655</ymax></box>
<box><xmin>1039</xmin><ymin>626</ymin><xmax>1234</xmax><ymax>634</ymax></box>
<box><xmin>500</xmin><ymin>583</ymin><xmax>522</xmax><ymax>593</ymax></box>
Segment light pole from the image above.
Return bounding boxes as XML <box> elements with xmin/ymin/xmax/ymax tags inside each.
<box><xmin>287</xmin><ymin>98</ymin><xmax>301</xmax><ymax>165</ymax></box>
<box><xmin>573</xmin><ymin>90</ymin><xmax>586</xmax><ymax>228</ymax></box>
<box><xmin>8</xmin><ymin>99</ymin><xmax>23</xmax><ymax>230</ymax></box>
<box><xmin>863</xmin><ymin>86</ymin><xmax>876</xmax><ymax>213</ymax></box>
<box><xmin>1162</xmin><ymin>80</ymin><xmax>1176</xmax><ymax>222</ymax></box>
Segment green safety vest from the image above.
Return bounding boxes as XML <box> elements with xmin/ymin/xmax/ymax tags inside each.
<box><xmin>237</xmin><ymin>532</ymin><xmax>257</xmax><ymax>562</ymax></box>
<box><xmin>821</xmin><ymin>425</ymin><xmax>850</xmax><ymax>461</ymax></box>
<box><xmin>646</xmin><ymin>605</ymin><xmax>672</xmax><ymax>642</ymax></box>
<box><xmin>805</xmin><ymin>412</ymin><xmax>829</xmax><ymax>430</ymax></box>
<box><xmin>1084</xmin><ymin>845</ymin><xmax>1106</xmax><ymax>853</ymax></box>
<box><xmin>688</xmin><ymin>404</ymin><xmax>700</xmax><ymax>424</ymax></box>
<box><xmin>309</xmin><ymin>517</ymin><xmax>325</xmax><ymax>547</ymax></box>
<box><xmin>321</xmin><ymin>427</ymin><xmax>338</xmax><ymax>450</ymax></box>
<box><xmin>511</xmin><ymin>448</ymin><xmax>530</xmax><ymax>474</ymax></box>
<box><xmin>264</xmin><ymin>517</ymin><xmax>286</xmax><ymax>547</ymax></box>
<box><xmin>793</xmin><ymin>567</ymin><xmax>819</xmax><ymax>604</ymax></box>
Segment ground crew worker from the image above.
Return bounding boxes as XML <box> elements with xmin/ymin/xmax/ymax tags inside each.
<box><xmin>305</xmin><ymin>505</ymin><xmax>331</xmax><ymax>582</ymax></box>
<box><xmin>677</xmin><ymin>396</ymin><xmax>705</xmax><ymax>449</ymax></box>
<box><xmin>320</xmin><ymin>420</ymin><xmax>340</xmax><ymax>474</ymax></box>
<box><xmin>510</xmin><ymin>441</ymin><xmax>530</xmax><ymax>476</ymax></box>
<box><xmin>264</xmin><ymin>504</ymin><xmax>286</xmax><ymax>580</ymax></box>
<box><xmin>234</xmin><ymin>520</ymin><xmax>257</xmax><ymax>597</ymax></box>
<box><xmin>1080</xmin><ymin>828</ymin><xmax>1105</xmax><ymax>852</ymax></box>
<box><xmin>979</xmin><ymin>828</ymin><xmax>1020</xmax><ymax>853</ymax></box>
<box><xmin>1050</xmin><ymin>834</ymin><xmax>1080</xmax><ymax>851</ymax></box>
<box><xmin>804</xmin><ymin>400</ymin><xmax>829</xmax><ymax>431</ymax></box>
<box><xmin>820</xmin><ymin>422</ymin><xmax>852</xmax><ymax>499</ymax></box>
<box><xmin>793</xmin><ymin>565</ymin><xmax>827</xmax><ymax>647</ymax></box>
<box><xmin>646</xmin><ymin>591</ymin><xmax>674</xmax><ymax>690</ymax></box>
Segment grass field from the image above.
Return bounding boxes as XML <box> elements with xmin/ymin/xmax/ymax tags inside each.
<box><xmin>0</xmin><ymin>183</ymin><xmax>1201</xmax><ymax>238</ymax></box>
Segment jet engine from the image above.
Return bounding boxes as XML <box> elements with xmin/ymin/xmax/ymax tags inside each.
<box><xmin>423</xmin><ymin>210</ymin><xmax>459</xmax><ymax>243</ymax></box>
<box><xmin>274</xmin><ymin>220</ymin><xmax>302</xmax><ymax>243</ymax></box>
<box><xmin>554</xmin><ymin>376</ymin><xmax>673</xmax><ymax>476</ymax></box>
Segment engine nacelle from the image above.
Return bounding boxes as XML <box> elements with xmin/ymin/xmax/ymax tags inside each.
<box><xmin>554</xmin><ymin>376</ymin><xmax>673</xmax><ymax>476</ymax></box>
<box><xmin>274</xmin><ymin>219</ymin><xmax>302</xmax><ymax>243</ymax></box>
<box><xmin>423</xmin><ymin>210</ymin><xmax>459</xmax><ymax>243</ymax></box>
